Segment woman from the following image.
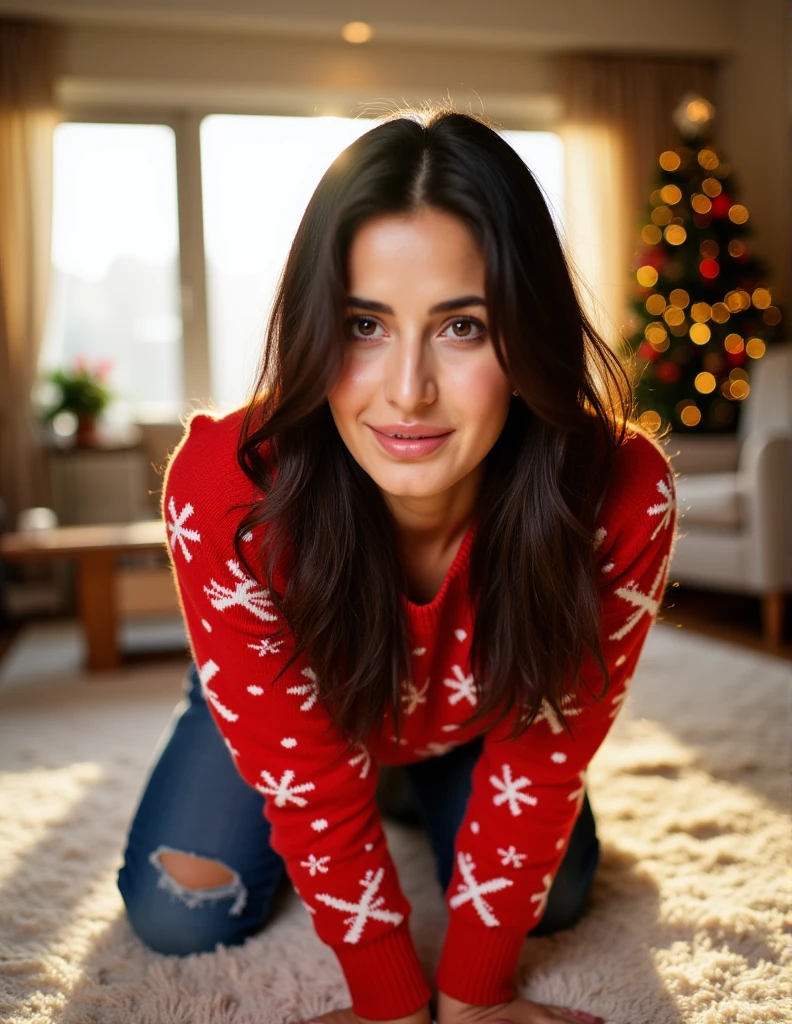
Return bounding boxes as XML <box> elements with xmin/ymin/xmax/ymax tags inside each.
<box><xmin>117</xmin><ymin>106</ymin><xmax>677</xmax><ymax>1024</ymax></box>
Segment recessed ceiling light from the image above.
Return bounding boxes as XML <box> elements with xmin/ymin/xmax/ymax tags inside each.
<box><xmin>341</xmin><ymin>21</ymin><xmax>374</xmax><ymax>44</ymax></box>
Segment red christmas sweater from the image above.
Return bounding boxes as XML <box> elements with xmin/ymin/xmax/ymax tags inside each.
<box><xmin>162</xmin><ymin>407</ymin><xmax>678</xmax><ymax>1020</ymax></box>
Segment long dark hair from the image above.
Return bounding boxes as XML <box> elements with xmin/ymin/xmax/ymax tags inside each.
<box><xmin>233</xmin><ymin>103</ymin><xmax>636</xmax><ymax>749</ymax></box>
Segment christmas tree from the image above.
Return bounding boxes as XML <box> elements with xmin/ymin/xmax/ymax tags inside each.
<box><xmin>619</xmin><ymin>93</ymin><xmax>785</xmax><ymax>435</ymax></box>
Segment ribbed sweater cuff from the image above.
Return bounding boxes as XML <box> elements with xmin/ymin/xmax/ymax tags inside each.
<box><xmin>332</xmin><ymin>922</ymin><xmax>432</xmax><ymax>1020</ymax></box>
<box><xmin>435</xmin><ymin>916</ymin><xmax>526</xmax><ymax>1005</ymax></box>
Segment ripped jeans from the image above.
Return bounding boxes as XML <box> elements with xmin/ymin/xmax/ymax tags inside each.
<box><xmin>117</xmin><ymin>661</ymin><xmax>600</xmax><ymax>956</ymax></box>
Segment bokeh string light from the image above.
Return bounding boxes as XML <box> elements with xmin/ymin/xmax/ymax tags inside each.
<box><xmin>620</xmin><ymin>92</ymin><xmax>785</xmax><ymax>434</ymax></box>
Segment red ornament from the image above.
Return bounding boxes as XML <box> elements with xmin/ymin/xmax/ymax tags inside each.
<box><xmin>700</xmin><ymin>258</ymin><xmax>720</xmax><ymax>280</ymax></box>
<box><xmin>726</xmin><ymin>348</ymin><xmax>748</xmax><ymax>367</ymax></box>
<box><xmin>654</xmin><ymin>361</ymin><xmax>682</xmax><ymax>383</ymax></box>
<box><xmin>710</xmin><ymin>194</ymin><xmax>732</xmax><ymax>218</ymax></box>
<box><xmin>639</xmin><ymin>341</ymin><xmax>661</xmax><ymax>362</ymax></box>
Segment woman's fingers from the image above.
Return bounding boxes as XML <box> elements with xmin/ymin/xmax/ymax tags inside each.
<box><xmin>549</xmin><ymin>1007</ymin><xmax>603</xmax><ymax>1024</ymax></box>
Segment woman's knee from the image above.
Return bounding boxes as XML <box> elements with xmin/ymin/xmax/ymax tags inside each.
<box><xmin>118</xmin><ymin>844</ymin><xmax>266</xmax><ymax>956</ymax></box>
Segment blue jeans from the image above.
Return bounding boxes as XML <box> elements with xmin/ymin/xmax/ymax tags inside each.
<box><xmin>117</xmin><ymin>662</ymin><xmax>600</xmax><ymax>956</ymax></box>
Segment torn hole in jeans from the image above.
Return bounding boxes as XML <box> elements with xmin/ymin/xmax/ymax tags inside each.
<box><xmin>148</xmin><ymin>844</ymin><xmax>248</xmax><ymax>916</ymax></box>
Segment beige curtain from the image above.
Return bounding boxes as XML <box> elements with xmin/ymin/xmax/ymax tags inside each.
<box><xmin>556</xmin><ymin>53</ymin><xmax>718</xmax><ymax>347</ymax></box>
<box><xmin>0</xmin><ymin>19</ymin><xmax>59</xmax><ymax>529</ymax></box>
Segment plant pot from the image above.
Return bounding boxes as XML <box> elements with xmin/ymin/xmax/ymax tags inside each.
<box><xmin>75</xmin><ymin>414</ymin><xmax>98</xmax><ymax>446</ymax></box>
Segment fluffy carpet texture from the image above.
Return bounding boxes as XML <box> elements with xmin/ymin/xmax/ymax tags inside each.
<box><xmin>0</xmin><ymin>620</ymin><xmax>789</xmax><ymax>1024</ymax></box>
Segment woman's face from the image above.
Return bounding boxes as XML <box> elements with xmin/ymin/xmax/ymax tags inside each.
<box><xmin>327</xmin><ymin>206</ymin><xmax>513</xmax><ymax>511</ymax></box>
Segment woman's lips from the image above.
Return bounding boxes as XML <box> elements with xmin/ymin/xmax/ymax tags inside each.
<box><xmin>367</xmin><ymin>425</ymin><xmax>453</xmax><ymax>458</ymax></box>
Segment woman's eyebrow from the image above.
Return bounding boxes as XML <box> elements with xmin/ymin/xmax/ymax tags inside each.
<box><xmin>346</xmin><ymin>295</ymin><xmax>487</xmax><ymax>315</ymax></box>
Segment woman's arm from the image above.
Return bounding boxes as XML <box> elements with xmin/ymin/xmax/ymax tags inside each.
<box><xmin>162</xmin><ymin>412</ymin><xmax>432</xmax><ymax>1020</ymax></box>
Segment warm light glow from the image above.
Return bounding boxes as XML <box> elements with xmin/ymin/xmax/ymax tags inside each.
<box><xmin>638</xmin><ymin>410</ymin><xmax>662</xmax><ymax>432</ymax></box>
<box><xmin>752</xmin><ymin>287</ymin><xmax>772</xmax><ymax>309</ymax></box>
<box><xmin>695</xmin><ymin>372</ymin><xmax>717</xmax><ymax>394</ymax></box>
<box><xmin>702</xmin><ymin>177</ymin><xmax>722</xmax><ymax>197</ymax></box>
<box><xmin>746</xmin><ymin>337</ymin><xmax>766</xmax><ymax>359</ymax></box>
<box><xmin>663</xmin><ymin>306</ymin><xmax>685</xmax><ymax>327</ymax></box>
<box><xmin>659</xmin><ymin>151</ymin><xmax>681</xmax><ymax>172</ymax></box>
<box><xmin>729</xmin><ymin>368</ymin><xmax>749</xmax><ymax>382</ymax></box>
<box><xmin>724</xmin><ymin>333</ymin><xmax>745</xmax><ymax>354</ymax></box>
<box><xmin>691</xmin><ymin>193</ymin><xmax>712</xmax><ymax>215</ymax></box>
<box><xmin>728</xmin><ymin>239</ymin><xmax>746</xmax><ymax>258</ymax></box>
<box><xmin>700</xmin><ymin>239</ymin><xmax>719</xmax><ymax>259</ymax></box>
<box><xmin>697</xmin><ymin>148</ymin><xmax>719</xmax><ymax>170</ymax></box>
<box><xmin>679</xmin><ymin>404</ymin><xmax>702</xmax><ymax>427</ymax></box>
<box><xmin>641</xmin><ymin>224</ymin><xmax>663</xmax><ymax>245</ymax></box>
<box><xmin>645</xmin><ymin>322</ymin><xmax>668</xmax><ymax>345</ymax></box>
<box><xmin>661</xmin><ymin>184</ymin><xmax>682</xmax><ymax>205</ymax></box>
<box><xmin>728</xmin><ymin>204</ymin><xmax>749</xmax><ymax>224</ymax></box>
<box><xmin>341</xmin><ymin>21</ymin><xmax>375</xmax><ymax>43</ymax></box>
<box><xmin>710</xmin><ymin>302</ymin><xmax>730</xmax><ymax>323</ymax></box>
<box><xmin>637</xmin><ymin>266</ymin><xmax>659</xmax><ymax>287</ymax></box>
<box><xmin>689</xmin><ymin>323</ymin><xmax>711</xmax><ymax>345</ymax></box>
<box><xmin>669</xmin><ymin>288</ymin><xmax>690</xmax><ymax>308</ymax></box>
<box><xmin>730</xmin><ymin>380</ymin><xmax>750</xmax><ymax>400</ymax></box>
<box><xmin>691</xmin><ymin>301</ymin><xmax>712</xmax><ymax>322</ymax></box>
<box><xmin>665</xmin><ymin>225</ymin><xmax>687</xmax><ymax>246</ymax></box>
<box><xmin>651</xmin><ymin>206</ymin><xmax>672</xmax><ymax>226</ymax></box>
<box><xmin>763</xmin><ymin>305</ymin><xmax>782</xmax><ymax>325</ymax></box>
<box><xmin>646</xmin><ymin>294</ymin><xmax>667</xmax><ymax>315</ymax></box>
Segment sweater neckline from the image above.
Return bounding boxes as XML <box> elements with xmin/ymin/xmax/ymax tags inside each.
<box><xmin>401</xmin><ymin>518</ymin><xmax>477</xmax><ymax>631</ymax></box>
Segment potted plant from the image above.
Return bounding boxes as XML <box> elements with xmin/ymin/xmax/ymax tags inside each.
<box><xmin>37</xmin><ymin>357</ymin><xmax>114</xmax><ymax>446</ymax></box>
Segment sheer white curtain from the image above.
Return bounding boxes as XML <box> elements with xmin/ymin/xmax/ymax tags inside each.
<box><xmin>0</xmin><ymin>18</ymin><xmax>59</xmax><ymax>527</ymax></box>
<box><xmin>556</xmin><ymin>53</ymin><xmax>718</xmax><ymax>347</ymax></box>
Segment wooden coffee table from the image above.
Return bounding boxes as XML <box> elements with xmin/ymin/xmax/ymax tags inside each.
<box><xmin>0</xmin><ymin>520</ymin><xmax>172</xmax><ymax>672</ymax></box>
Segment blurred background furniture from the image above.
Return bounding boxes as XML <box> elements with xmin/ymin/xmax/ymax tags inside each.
<box><xmin>670</xmin><ymin>342</ymin><xmax>792</xmax><ymax>645</ymax></box>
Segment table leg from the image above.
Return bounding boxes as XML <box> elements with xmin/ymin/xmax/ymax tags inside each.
<box><xmin>77</xmin><ymin>551</ymin><xmax>120</xmax><ymax>671</ymax></box>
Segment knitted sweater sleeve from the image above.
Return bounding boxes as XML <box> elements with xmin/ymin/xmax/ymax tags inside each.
<box><xmin>162</xmin><ymin>412</ymin><xmax>432</xmax><ymax>1021</ymax></box>
<box><xmin>435</xmin><ymin>430</ymin><xmax>679</xmax><ymax>1005</ymax></box>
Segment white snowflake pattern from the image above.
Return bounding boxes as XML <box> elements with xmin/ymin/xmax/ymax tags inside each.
<box><xmin>412</xmin><ymin>647</ymin><xmax>427</xmax><ymax>656</ymax></box>
<box><xmin>311</xmin><ymin>818</ymin><xmax>328</xmax><ymax>832</ymax></box>
<box><xmin>204</xmin><ymin>560</ymin><xmax>278</xmax><ymax>621</ymax></box>
<box><xmin>647</xmin><ymin>472</ymin><xmax>675</xmax><ymax>541</ymax></box>
<box><xmin>167</xmin><ymin>497</ymin><xmax>201</xmax><ymax>562</ymax></box>
<box><xmin>286</xmin><ymin>667</ymin><xmax>320</xmax><ymax>711</ymax></box>
<box><xmin>443</xmin><ymin>665</ymin><xmax>477</xmax><ymax>707</ymax></box>
<box><xmin>348</xmin><ymin>742</ymin><xmax>372</xmax><ymax>779</ymax></box>
<box><xmin>448</xmin><ymin>852</ymin><xmax>514</xmax><ymax>927</ymax></box>
<box><xmin>314</xmin><ymin>868</ymin><xmax>404</xmax><ymax>944</ymax></box>
<box><xmin>247</xmin><ymin>636</ymin><xmax>284</xmax><ymax>657</ymax></box>
<box><xmin>529</xmin><ymin>873</ymin><xmax>554</xmax><ymax>919</ymax></box>
<box><xmin>300</xmin><ymin>853</ymin><xmax>331</xmax><ymax>877</ymax></box>
<box><xmin>608</xmin><ymin>678</ymin><xmax>632</xmax><ymax>720</ymax></box>
<box><xmin>608</xmin><ymin>555</ymin><xmax>669</xmax><ymax>641</ymax></box>
<box><xmin>532</xmin><ymin>694</ymin><xmax>584</xmax><ymax>735</ymax></box>
<box><xmin>198</xmin><ymin>659</ymin><xmax>239</xmax><ymax>722</ymax></box>
<box><xmin>401</xmin><ymin>677</ymin><xmax>430</xmax><ymax>716</ymax></box>
<box><xmin>415</xmin><ymin>741</ymin><xmax>458</xmax><ymax>758</ymax></box>
<box><xmin>256</xmin><ymin>769</ymin><xmax>315</xmax><ymax>807</ymax></box>
<box><xmin>489</xmin><ymin>764</ymin><xmax>538</xmax><ymax>816</ymax></box>
<box><xmin>497</xmin><ymin>845</ymin><xmax>527</xmax><ymax>869</ymax></box>
<box><xmin>593</xmin><ymin>526</ymin><xmax>607</xmax><ymax>551</ymax></box>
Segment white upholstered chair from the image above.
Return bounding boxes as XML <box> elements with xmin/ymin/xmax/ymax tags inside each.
<box><xmin>668</xmin><ymin>341</ymin><xmax>792</xmax><ymax>645</ymax></box>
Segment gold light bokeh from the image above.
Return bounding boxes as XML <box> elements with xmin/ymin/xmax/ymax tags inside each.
<box><xmin>730</xmin><ymin>379</ymin><xmax>750</xmax><ymax>399</ymax></box>
<box><xmin>645</xmin><ymin>322</ymin><xmax>668</xmax><ymax>345</ymax></box>
<box><xmin>679</xmin><ymin>403</ymin><xmax>702</xmax><ymax>426</ymax></box>
<box><xmin>724</xmin><ymin>333</ymin><xmax>745</xmax><ymax>354</ymax></box>
<box><xmin>697</xmin><ymin>148</ymin><xmax>719</xmax><ymax>170</ymax></box>
<box><xmin>669</xmin><ymin>288</ymin><xmax>690</xmax><ymax>308</ymax></box>
<box><xmin>642</xmin><ymin>224</ymin><xmax>663</xmax><ymax>245</ymax></box>
<box><xmin>710</xmin><ymin>302</ymin><xmax>731</xmax><ymax>323</ymax></box>
<box><xmin>659</xmin><ymin>151</ymin><xmax>681</xmax><ymax>172</ymax></box>
<box><xmin>637</xmin><ymin>266</ymin><xmax>659</xmax><ymax>287</ymax></box>
<box><xmin>665</xmin><ymin>225</ymin><xmax>687</xmax><ymax>245</ymax></box>
<box><xmin>663</xmin><ymin>305</ymin><xmax>685</xmax><ymax>326</ymax></box>
<box><xmin>695</xmin><ymin>371</ymin><xmax>717</xmax><ymax>393</ymax></box>
<box><xmin>728</xmin><ymin>204</ymin><xmax>749</xmax><ymax>224</ymax></box>
<box><xmin>690</xmin><ymin>323</ymin><xmax>711</xmax><ymax>345</ymax></box>
<box><xmin>746</xmin><ymin>337</ymin><xmax>766</xmax><ymax>359</ymax></box>
<box><xmin>646</xmin><ymin>294</ymin><xmax>667</xmax><ymax>315</ymax></box>
<box><xmin>341</xmin><ymin>21</ymin><xmax>375</xmax><ymax>42</ymax></box>
<box><xmin>661</xmin><ymin>184</ymin><xmax>683</xmax><ymax>205</ymax></box>
<box><xmin>651</xmin><ymin>206</ymin><xmax>673</xmax><ymax>226</ymax></box>
<box><xmin>728</xmin><ymin>239</ymin><xmax>746</xmax><ymax>258</ymax></box>
<box><xmin>691</xmin><ymin>194</ymin><xmax>712</xmax><ymax>215</ymax></box>
<box><xmin>763</xmin><ymin>306</ymin><xmax>782</xmax><ymax>325</ymax></box>
<box><xmin>751</xmin><ymin>287</ymin><xmax>771</xmax><ymax>309</ymax></box>
<box><xmin>638</xmin><ymin>409</ymin><xmax>662</xmax><ymax>432</ymax></box>
<box><xmin>729</xmin><ymin>367</ymin><xmax>749</xmax><ymax>382</ymax></box>
<box><xmin>700</xmin><ymin>239</ymin><xmax>719</xmax><ymax>259</ymax></box>
<box><xmin>702</xmin><ymin>177</ymin><xmax>722</xmax><ymax>197</ymax></box>
<box><xmin>691</xmin><ymin>301</ymin><xmax>712</xmax><ymax>322</ymax></box>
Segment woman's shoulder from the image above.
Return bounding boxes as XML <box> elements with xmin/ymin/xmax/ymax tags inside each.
<box><xmin>161</xmin><ymin>404</ymin><xmax>268</xmax><ymax>541</ymax></box>
<box><xmin>596</xmin><ymin>422</ymin><xmax>677</xmax><ymax>538</ymax></box>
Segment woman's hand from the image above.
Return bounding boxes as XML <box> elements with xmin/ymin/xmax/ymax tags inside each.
<box><xmin>436</xmin><ymin>992</ymin><xmax>603</xmax><ymax>1024</ymax></box>
<box><xmin>293</xmin><ymin>1004</ymin><xmax>433</xmax><ymax>1024</ymax></box>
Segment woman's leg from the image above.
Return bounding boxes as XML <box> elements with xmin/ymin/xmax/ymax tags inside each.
<box><xmin>117</xmin><ymin>662</ymin><xmax>287</xmax><ymax>955</ymax></box>
<box><xmin>401</xmin><ymin>737</ymin><xmax>600</xmax><ymax>935</ymax></box>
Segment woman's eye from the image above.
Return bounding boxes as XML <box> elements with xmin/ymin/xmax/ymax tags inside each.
<box><xmin>346</xmin><ymin>316</ymin><xmax>383</xmax><ymax>340</ymax></box>
<box><xmin>441</xmin><ymin>317</ymin><xmax>488</xmax><ymax>342</ymax></box>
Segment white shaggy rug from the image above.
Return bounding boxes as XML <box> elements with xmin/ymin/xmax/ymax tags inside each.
<box><xmin>0</xmin><ymin>620</ymin><xmax>789</xmax><ymax>1024</ymax></box>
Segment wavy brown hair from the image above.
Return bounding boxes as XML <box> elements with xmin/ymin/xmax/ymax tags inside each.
<box><xmin>233</xmin><ymin>103</ymin><xmax>637</xmax><ymax>749</ymax></box>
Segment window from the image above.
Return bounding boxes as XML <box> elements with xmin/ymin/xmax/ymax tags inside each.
<box><xmin>200</xmin><ymin>115</ymin><xmax>565</xmax><ymax>413</ymax></box>
<box><xmin>42</xmin><ymin>122</ymin><xmax>183</xmax><ymax>423</ymax></box>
